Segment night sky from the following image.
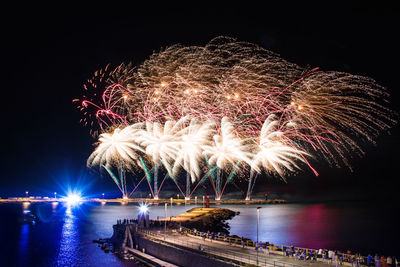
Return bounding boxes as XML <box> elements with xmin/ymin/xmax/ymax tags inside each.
<box><xmin>1</xmin><ymin>4</ymin><xmax>398</xmax><ymax>201</ymax></box>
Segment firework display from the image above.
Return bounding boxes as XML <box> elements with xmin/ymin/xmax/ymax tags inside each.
<box><xmin>76</xmin><ymin>37</ymin><xmax>395</xmax><ymax>199</ymax></box>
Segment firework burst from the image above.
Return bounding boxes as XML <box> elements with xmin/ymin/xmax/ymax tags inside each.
<box><xmin>79</xmin><ymin>36</ymin><xmax>396</xmax><ymax>199</ymax></box>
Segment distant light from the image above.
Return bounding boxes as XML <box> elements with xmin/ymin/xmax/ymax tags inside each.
<box><xmin>160</xmin><ymin>82</ymin><xmax>167</xmax><ymax>87</ymax></box>
<box><xmin>138</xmin><ymin>204</ymin><xmax>149</xmax><ymax>214</ymax></box>
<box><xmin>22</xmin><ymin>202</ymin><xmax>31</xmax><ymax>209</ymax></box>
<box><xmin>64</xmin><ymin>193</ymin><xmax>82</xmax><ymax>206</ymax></box>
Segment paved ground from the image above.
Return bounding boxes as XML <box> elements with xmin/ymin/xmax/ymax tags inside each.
<box><xmin>142</xmin><ymin>229</ymin><xmax>334</xmax><ymax>267</ymax></box>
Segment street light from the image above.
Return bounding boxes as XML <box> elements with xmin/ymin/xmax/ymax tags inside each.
<box><xmin>54</xmin><ymin>192</ymin><xmax>57</xmax><ymax>199</ymax></box>
<box><xmin>164</xmin><ymin>203</ymin><xmax>167</xmax><ymax>240</ymax></box>
<box><xmin>25</xmin><ymin>191</ymin><xmax>29</xmax><ymax>198</ymax></box>
<box><xmin>102</xmin><ymin>193</ymin><xmax>105</xmax><ymax>199</ymax></box>
<box><xmin>256</xmin><ymin>206</ymin><xmax>262</xmax><ymax>266</ymax></box>
<box><xmin>170</xmin><ymin>197</ymin><xmax>173</xmax><ymax>215</ymax></box>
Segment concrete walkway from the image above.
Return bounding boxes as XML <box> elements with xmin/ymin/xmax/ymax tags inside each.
<box><xmin>126</xmin><ymin>247</ymin><xmax>179</xmax><ymax>267</ymax></box>
<box><xmin>140</xmin><ymin>229</ymin><xmax>334</xmax><ymax>267</ymax></box>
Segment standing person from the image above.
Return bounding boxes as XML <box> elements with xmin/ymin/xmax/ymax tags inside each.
<box><xmin>340</xmin><ymin>253</ymin><xmax>345</xmax><ymax>265</ymax></box>
<box><xmin>368</xmin><ymin>254</ymin><xmax>373</xmax><ymax>267</ymax></box>
<box><xmin>380</xmin><ymin>256</ymin><xmax>385</xmax><ymax>267</ymax></box>
<box><xmin>383</xmin><ymin>256</ymin><xmax>388</xmax><ymax>267</ymax></box>
<box><xmin>318</xmin><ymin>248</ymin><xmax>323</xmax><ymax>259</ymax></box>
<box><xmin>295</xmin><ymin>250</ymin><xmax>300</xmax><ymax>260</ymax></box>
<box><xmin>351</xmin><ymin>255</ymin><xmax>355</xmax><ymax>267</ymax></box>
<box><xmin>264</xmin><ymin>245</ymin><xmax>270</xmax><ymax>256</ymax></box>
<box><xmin>334</xmin><ymin>254</ymin><xmax>339</xmax><ymax>267</ymax></box>
<box><xmin>387</xmin><ymin>256</ymin><xmax>392</xmax><ymax>267</ymax></box>
<box><xmin>329</xmin><ymin>250</ymin><xmax>334</xmax><ymax>264</ymax></box>
<box><xmin>376</xmin><ymin>254</ymin><xmax>380</xmax><ymax>267</ymax></box>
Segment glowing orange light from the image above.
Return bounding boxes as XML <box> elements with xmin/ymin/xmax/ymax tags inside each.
<box><xmin>290</xmin><ymin>101</ymin><xmax>295</xmax><ymax>106</ymax></box>
<box><xmin>298</xmin><ymin>105</ymin><xmax>303</xmax><ymax>110</ymax></box>
<box><xmin>160</xmin><ymin>82</ymin><xmax>167</xmax><ymax>87</ymax></box>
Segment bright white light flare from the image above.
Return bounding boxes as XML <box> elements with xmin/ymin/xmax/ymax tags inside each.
<box><xmin>64</xmin><ymin>193</ymin><xmax>82</xmax><ymax>206</ymax></box>
<box><xmin>138</xmin><ymin>204</ymin><xmax>149</xmax><ymax>214</ymax></box>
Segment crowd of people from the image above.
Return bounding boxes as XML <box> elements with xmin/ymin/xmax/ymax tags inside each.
<box><xmin>186</xmin><ymin>227</ymin><xmax>399</xmax><ymax>267</ymax></box>
<box><xmin>270</xmin><ymin>245</ymin><xmax>398</xmax><ymax>267</ymax></box>
<box><xmin>119</xmin><ymin>219</ymin><xmax>398</xmax><ymax>267</ymax></box>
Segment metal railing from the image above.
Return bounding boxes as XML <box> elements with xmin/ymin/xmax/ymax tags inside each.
<box><xmin>137</xmin><ymin>227</ymin><xmax>302</xmax><ymax>267</ymax></box>
<box><xmin>179</xmin><ymin>226</ymin><xmax>368</xmax><ymax>267</ymax></box>
<box><xmin>119</xmin><ymin>219</ymin><xmax>369</xmax><ymax>267</ymax></box>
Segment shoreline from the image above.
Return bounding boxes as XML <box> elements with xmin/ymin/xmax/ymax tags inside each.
<box><xmin>0</xmin><ymin>197</ymin><xmax>286</xmax><ymax>205</ymax></box>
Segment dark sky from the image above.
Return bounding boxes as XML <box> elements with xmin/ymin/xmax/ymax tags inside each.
<box><xmin>1</xmin><ymin>3</ymin><xmax>399</xmax><ymax>200</ymax></box>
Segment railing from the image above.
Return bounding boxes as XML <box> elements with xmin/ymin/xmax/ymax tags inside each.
<box><xmin>179</xmin><ymin>226</ymin><xmax>368</xmax><ymax>266</ymax></box>
<box><xmin>137</xmin><ymin>227</ymin><xmax>302</xmax><ymax>267</ymax></box>
<box><xmin>119</xmin><ymin>219</ymin><xmax>368</xmax><ymax>267</ymax></box>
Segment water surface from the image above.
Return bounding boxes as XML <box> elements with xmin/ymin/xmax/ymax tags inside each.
<box><xmin>0</xmin><ymin>201</ymin><xmax>398</xmax><ymax>266</ymax></box>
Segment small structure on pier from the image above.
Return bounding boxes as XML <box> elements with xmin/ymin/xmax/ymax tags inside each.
<box><xmin>137</xmin><ymin>208</ymin><xmax>150</xmax><ymax>228</ymax></box>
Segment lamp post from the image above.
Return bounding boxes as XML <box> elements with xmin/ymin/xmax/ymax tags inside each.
<box><xmin>164</xmin><ymin>203</ymin><xmax>167</xmax><ymax>240</ymax></box>
<box><xmin>256</xmin><ymin>206</ymin><xmax>261</xmax><ymax>266</ymax></box>
<box><xmin>54</xmin><ymin>192</ymin><xmax>57</xmax><ymax>199</ymax></box>
<box><xmin>102</xmin><ymin>193</ymin><xmax>105</xmax><ymax>199</ymax></box>
<box><xmin>25</xmin><ymin>191</ymin><xmax>29</xmax><ymax>198</ymax></box>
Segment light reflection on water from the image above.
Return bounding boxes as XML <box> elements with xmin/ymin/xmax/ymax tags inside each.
<box><xmin>0</xmin><ymin>200</ymin><xmax>398</xmax><ymax>266</ymax></box>
<box><xmin>57</xmin><ymin>206</ymin><xmax>79</xmax><ymax>266</ymax></box>
<box><xmin>17</xmin><ymin>223</ymin><xmax>30</xmax><ymax>266</ymax></box>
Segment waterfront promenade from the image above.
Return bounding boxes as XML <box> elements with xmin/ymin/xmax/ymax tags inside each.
<box><xmin>136</xmin><ymin>227</ymin><xmax>333</xmax><ymax>267</ymax></box>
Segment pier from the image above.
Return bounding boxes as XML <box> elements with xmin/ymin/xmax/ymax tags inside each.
<box><xmin>111</xmin><ymin>220</ymin><xmax>337</xmax><ymax>267</ymax></box>
<box><xmin>108</xmin><ymin>207</ymin><xmax>364</xmax><ymax>267</ymax></box>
